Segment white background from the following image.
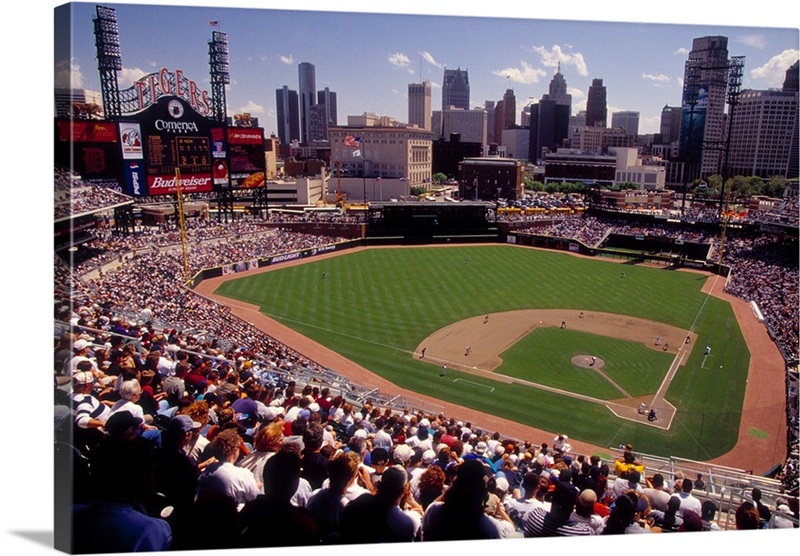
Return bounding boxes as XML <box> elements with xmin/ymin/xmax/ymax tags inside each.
<box><xmin>2</xmin><ymin>0</ymin><xmax>796</xmax><ymax>554</ymax></box>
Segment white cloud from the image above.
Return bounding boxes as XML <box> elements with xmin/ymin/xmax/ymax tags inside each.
<box><xmin>55</xmin><ymin>58</ymin><xmax>83</xmax><ymax>89</ymax></box>
<box><xmin>388</xmin><ymin>52</ymin><xmax>411</xmax><ymax>68</ymax></box>
<box><xmin>237</xmin><ymin>100</ymin><xmax>264</xmax><ymax>115</ymax></box>
<box><xmin>750</xmin><ymin>49</ymin><xmax>800</xmax><ymax>87</ymax></box>
<box><xmin>642</xmin><ymin>72</ymin><xmax>671</xmax><ymax>86</ymax></box>
<box><xmin>492</xmin><ymin>61</ymin><xmax>546</xmax><ymax>85</ymax></box>
<box><xmin>674</xmin><ymin>47</ymin><xmax>689</xmax><ymax>56</ymax></box>
<box><xmin>736</xmin><ymin>34</ymin><xmax>766</xmax><ymax>49</ymax></box>
<box><xmin>567</xmin><ymin>87</ymin><xmax>585</xmax><ymax>100</ymax></box>
<box><xmin>530</xmin><ymin>45</ymin><xmax>588</xmax><ymax>76</ymax></box>
<box><xmin>118</xmin><ymin>67</ymin><xmax>149</xmax><ymax>88</ymax></box>
<box><xmin>420</xmin><ymin>51</ymin><xmax>443</xmax><ymax>69</ymax></box>
<box><xmin>279</xmin><ymin>55</ymin><xmax>294</xmax><ymax>65</ymax></box>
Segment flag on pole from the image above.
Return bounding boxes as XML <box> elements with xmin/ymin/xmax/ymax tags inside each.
<box><xmin>343</xmin><ymin>135</ymin><xmax>361</xmax><ymax>147</ymax></box>
<box><xmin>352</xmin><ymin>149</ymin><xmax>361</xmax><ymax>158</ymax></box>
<box><xmin>209</xmin><ymin>20</ymin><xmax>219</xmax><ymax>26</ymax></box>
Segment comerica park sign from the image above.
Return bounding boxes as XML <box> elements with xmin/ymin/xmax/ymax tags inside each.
<box><xmin>120</xmin><ymin>67</ymin><xmax>212</xmax><ymax>117</ymax></box>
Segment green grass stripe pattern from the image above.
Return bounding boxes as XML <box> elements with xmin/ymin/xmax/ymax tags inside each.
<box><xmin>215</xmin><ymin>246</ymin><xmax>750</xmax><ymax>459</ymax></box>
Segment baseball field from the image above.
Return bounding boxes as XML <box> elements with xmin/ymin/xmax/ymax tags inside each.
<box><xmin>211</xmin><ymin>244</ymin><xmax>754</xmax><ymax>461</ymax></box>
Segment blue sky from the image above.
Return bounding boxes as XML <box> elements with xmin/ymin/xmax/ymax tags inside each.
<box><xmin>55</xmin><ymin>1</ymin><xmax>798</xmax><ymax>135</ymax></box>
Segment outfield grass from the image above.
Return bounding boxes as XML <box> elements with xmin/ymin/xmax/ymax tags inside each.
<box><xmin>214</xmin><ymin>245</ymin><xmax>750</xmax><ymax>459</ymax></box>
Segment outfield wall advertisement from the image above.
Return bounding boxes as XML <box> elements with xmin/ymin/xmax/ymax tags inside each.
<box><xmin>189</xmin><ymin>239</ymin><xmax>361</xmax><ymax>288</ymax></box>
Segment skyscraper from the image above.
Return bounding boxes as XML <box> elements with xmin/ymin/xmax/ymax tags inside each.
<box><xmin>585</xmin><ymin>78</ymin><xmax>607</xmax><ymax>127</ymax></box>
<box><xmin>611</xmin><ymin>111</ymin><xmax>640</xmax><ymax>136</ymax></box>
<box><xmin>679</xmin><ymin>36</ymin><xmax>730</xmax><ymax>178</ymax></box>
<box><xmin>485</xmin><ymin>100</ymin><xmax>496</xmax><ymax>144</ymax></box>
<box><xmin>275</xmin><ymin>85</ymin><xmax>300</xmax><ymax>147</ymax></box>
<box><xmin>726</xmin><ymin>89</ymin><xmax>798</xmax><ymax>179</ymax></box>
<box><xmin>317</xmin><ymin>87</ymin><xmax>337</xmax><ymax>127</ymax></box>
<box><xmin>659</xmin><ymin>105</ymin><xmax>682</xmax><ymax>145</ymax></box>
<box><xmin>442</xmin><ymin>67</ymin><xmax>470</xmax><ymax>110</ymax></box>
<box><xmin>528</xmin><ymin>68</ymin><xmax>572</xmax><ymax>162</ymax></box>
<box><xmin>317</xmin><ymin>87</ymin><xmax>337</xmax><ymax>140</ymax></box>
<box><xmin>495</xmin><ymin>88</ymin><xmax>517</xmax><ymax>141</ymax></box>
<box><xmin>433</xmin><ymin>107</ymin><xmax>487</xmax><ymax>144</ymax></box>
<box><xmin>542</xmin><ymin>64</ymin><xmax>571</xmax><ymax>107</ymax></box>
<box><xmin>298</xmin><ymin>62</ymin><xmax>316</xmax><ymax>144</ymax></box>
<box><xmin>783</xmin><ymin>60</ymin><xmax>799</xmax><ymax>92</ymax></box>
<box><xmin>408</xmin><ymin>81</ymin><xmax>432</xmax><ymax>130</ymax></box>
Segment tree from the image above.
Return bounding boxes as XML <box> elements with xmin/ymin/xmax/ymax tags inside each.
<box><xmin>726</xmin><ymin>175</ymin><xmax>756</xmax><ymax>201</ymax></box>
<box><xmin>764</xmin><ymin>176</ymin><xmax>789</xmax><ymax>198</ymax></box>
<box><xmin>409</xmin><ymin>186</ymin><xmax>427</xmax><ymax>196</ymax></box>
<box><xmin>706</xmin><ymin>174</ymin><xmax>723</xmax><ymax>191</ymax></box>
<box><xmin>432</xmin><ymin>172</ymin><xmax>448</xmax><ymax>185</ymax></box>
<box><xmin>524</xmin><ymin>179</ymin><xmax>544</xmax><ymax>192</ymax></box>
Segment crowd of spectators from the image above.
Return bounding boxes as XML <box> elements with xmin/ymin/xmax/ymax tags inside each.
<box><xmin>52</xmin><ymin>190</ymin><xmax>798</xmax><ymax>550</ymax></box>
<box><xmin>514</xmin><ymin>215</ymin><xmax>718</xmax><ymax>248</ymax></box>
<box><xmin>754</xmin><ymin>195</ymin><xmax>799</xmax><ymax>227</ymax></box>
<box><xmin>57</xmin><ymin>321</ymin><xmax>800</xmax><ymax>552</ymax></box>
<box><xmin>55</xmin><ymin>166</ymin><xmax>133</xmax><ymax>220</ymax></box>
<box><xmin>515</xmin><ymin>216</ymin><xmax>612</xmax><ymax>248</ymax></box>
<box><xmin>722</xmin><ymin>232</ymin><xmax>799</xmax><ymax>365</ymax></box>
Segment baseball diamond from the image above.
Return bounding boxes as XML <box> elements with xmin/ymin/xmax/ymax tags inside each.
<box><xmin>198</xmin><ymin>243</ymin><xmax>786</xmax><ymax>469</ymax></box>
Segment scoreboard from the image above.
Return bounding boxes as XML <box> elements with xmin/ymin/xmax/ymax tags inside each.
<box><xmin>146</xmin><ymin>135</ymin><xmax>210</xmax><ymax>175</ymax></box>
<box><xmin>56</xmin><ymin>93</ymin><xmax>266</xmax><ymax>197</ymax></box>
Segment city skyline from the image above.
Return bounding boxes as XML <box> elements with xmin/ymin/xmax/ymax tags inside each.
<box><xmin>55</xmin><ymin>1</ymin><xmax>798</xmax><ymax>140</ymax></box>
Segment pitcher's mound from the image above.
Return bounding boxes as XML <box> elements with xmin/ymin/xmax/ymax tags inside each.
<box><xmin>572</xmin><ymin>355</ymin><xmax>604</xmax><ymax>369</ymax></box>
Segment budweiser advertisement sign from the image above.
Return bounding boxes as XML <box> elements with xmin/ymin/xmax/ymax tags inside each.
<box><xmin>147</xmin><ymin>173</ymin><xmax>213</xmax><ymax>195</ymax></box>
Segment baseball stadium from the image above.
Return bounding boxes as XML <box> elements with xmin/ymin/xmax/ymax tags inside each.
<box><xmin>53</xmin><ymin>4</ymin><xmax>799</xmax><ymax>553</ymax></box>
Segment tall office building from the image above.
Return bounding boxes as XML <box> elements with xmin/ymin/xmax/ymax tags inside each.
<box><xmin>408</xmin><ymin>81</ymin><xmax>432</xmax><ymax>130</ymax></box>
<box><xmin>520</xmin><ymin>100</ymin><xmax>535</xmax><ymax>127</ymax></box>
<box><xmin>784</xmin><ymin>60</ymin><xmax>799</xmax><ymax>92</ymax></box>
<box><xmin>432</xmin><ymin>107</ymin><xmax>487</xmax><ymax>144</ymax></box>
<box><xmin>784</xmin><ymin>61</ymin><xmax>800</xmax><ymax>179</ymax></box>
<box><xmin>485</xmin><ymin>100</ymin><xmax>496</xmax><ymax>144</ymax></box>
<box><xmin>495</xmin><ymin>88</ymin><xmax>517</xmax><ymax>143</ymax></box>
<box><xmin>542</xmin><ymin>64</ymin><xmax>571</xmax><ymax>107</ymax></box>
<box><xmin>298</xmin><ymin>62</ymin><xmax>316</xmax><ymax>144</ymax></box>
<box><xmin>659</xmin><ymin>105</ymin><xmax>682</xmax><ymax>145</ymax></box>
<box><xmin>726</xmin><ymin>88</ymin><xmax>798</xmax><ymax>179</ymax></box>
<box><xmin>611</xmin><ymin>111</ymin><xmax>640</xmax><ymax>136</ymax></box>
<box><xmin>679</xmin><ymin>36</ymin><xmax>730</xmax><ymax>178</ymax></box>
<box><xmin>317</xmin><ymin>87</ymin><xmax>338</xmax><ymax>127</ymax></box>
<box><xmin>585</xmin><ymin>78</ymin><xmax>607</xmax><ymax>127</ymax></box>
<box><xmin>442</xmin><ymin>67</ymin><xmax>470</xmax><ymax>110</ymax></box>
<box><xmin>275</xmin><ymin>86</ymin><xmax>300</xmax><ymax>148</ymax></box>
<box><xmin>528</xmin><ymin>68</ymin><xmax>572</xmax><ymax>162</ymax></box>
<box><xmin>308</xmin><ymin>105</ymin><xmax>329</xmax><ymax>143</ymax></box>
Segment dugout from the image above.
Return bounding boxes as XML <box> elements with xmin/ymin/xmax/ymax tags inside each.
<box><xmin>365</xmin><ymin>201</ymin><xmax>500</xmax><ymax>244</ymax></box>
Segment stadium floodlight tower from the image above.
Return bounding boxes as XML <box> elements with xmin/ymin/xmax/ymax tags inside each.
<box><xmin>93</xmin><ymin>5</ymin><xmax>122</xmax><ymax>119</ymax></box>
<box><xmin>208</xmin><ymin>30</ymin><xmax>230</xmax><ymax>123</ymax></box>
<box><xmin>208</xmin><ymin>30</ymin><xmax>235</xmax><ymax>222</ymax></box>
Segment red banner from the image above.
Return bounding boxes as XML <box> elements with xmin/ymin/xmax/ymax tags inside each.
<box><xmin>57</xmin><ymin>120</ymin><xmax>119</xmax><ymax>143</ymax></box>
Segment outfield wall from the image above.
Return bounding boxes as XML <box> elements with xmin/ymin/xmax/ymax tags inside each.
<box><xmin>187</xmin><ymin>238</ymin><xmax>362</xmax><ymax>288</ymax></box>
